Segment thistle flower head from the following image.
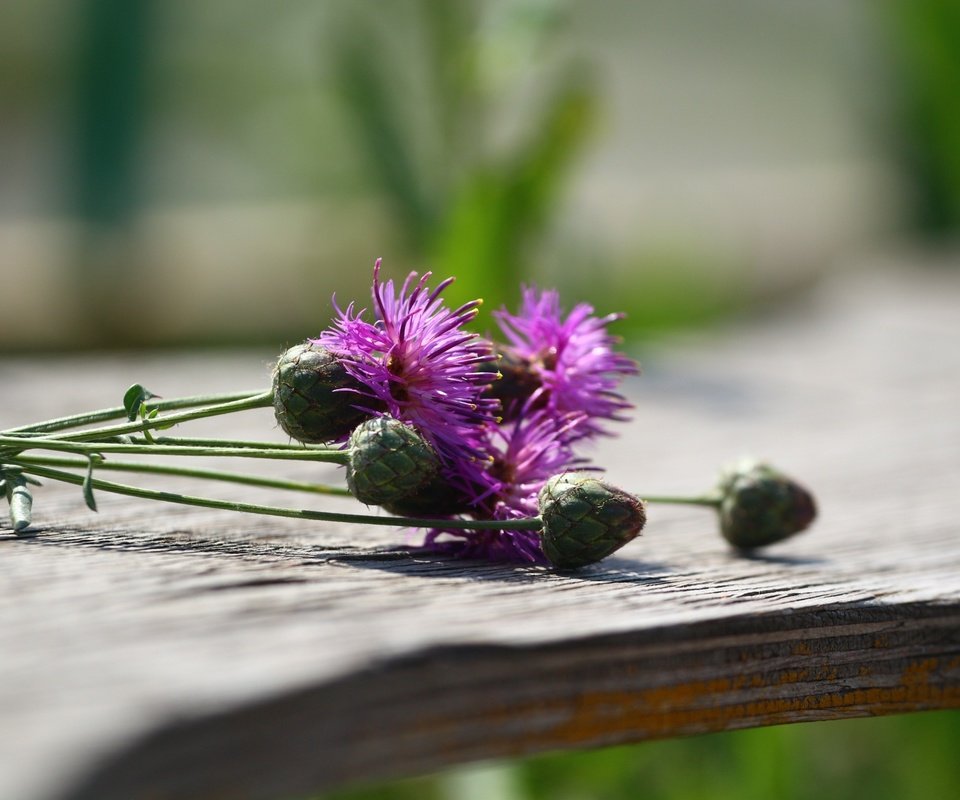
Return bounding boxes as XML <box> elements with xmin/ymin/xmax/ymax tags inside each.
<box><xmin>346</xmin><ymin>416</ymin><xmax>442</xmax><ymax>507</ymax></box>
<box><xmin>538</xmin><ymin>473</ymin><xmax>646</xmax><ymax>569</ymax></box>
<box><xmin>318</xmin><ymin>259</ymin><xmax>500</xmax><ymax>497</ymax></box>
<box><xmin>716</xmin><ymin>460</ymin><xmax>817</xmax><ymax>549</ymax></box>
<box><xmin>493</xmin><ymin>287</ymin><xmax>638</xmax><ymax>440</ymax></box>
<box><xmin>272</xmin><ymin>342</ymin><xmax>372</xmax><ymax>443</ymax></box>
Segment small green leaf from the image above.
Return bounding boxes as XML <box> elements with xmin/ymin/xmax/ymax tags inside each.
<box><xmin>23</xmin><ymin>474</ymin><xmax>42</xmax><ymax>487</ymax></box>
<box><xmin>82</xmin><ymin>457</ymin><xmax>98</xmax><ymax>512</ymax></box>
<box><xmin>123</xmin><ymin>384</ymin><xmax>158</xmax><ymax>421</ymax></box>
<box><xmin>143</xmin><ymin>405</ymin><xmax>176</xmax><ymax>432</ymax></box>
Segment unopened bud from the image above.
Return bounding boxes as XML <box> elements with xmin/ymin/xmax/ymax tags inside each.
<box><xmin>273</xmin><ymin>343</ymin><xmax>371</xmax><ymax>443</ymax></box>
<box><xmin>717</xmin><ymin>460</ymin><xmax>817</xmax><ymax>549</ymax></box>
<box><xmin>347</xmin><ymin>417</ymin><xmax>442</xmax><ymax>506</ymax></box>
<box><xmin>538</xmin><ymin>474</ymin><xmax>646</xmax><ymax>569</ymax></box>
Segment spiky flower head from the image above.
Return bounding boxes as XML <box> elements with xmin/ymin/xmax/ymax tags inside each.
<box><xmin>538</xmin><ymin>473</ymin><xmax>646</xmax><ymax>569</ymax></box>
<box><xmin>272</xmin><ymin>342</ymin><xmax>372</xmax><ymax>443</ymax></box>
<box><xmin>716</xmin><ymin>460</ymin><xmax>817</xmax><ymax>549</ymax></box>
<box><xmin>346</xmin><ymin>416</ymin><xmax>442</xmax><ymax>507</ymax></box>
<box><xmin>422</xmin><ymin>408</ymin><xmax>584</xmax><ymax>563</ymax></box>
<box><xmin>318</xmin><ymin>259</ymin><xmax>500</xmax><ymax>498</ymax></box>
<box><xmin>492</xmin><ymin>287</ymin><xmax>638</xmax><ymax>440</ymax></box>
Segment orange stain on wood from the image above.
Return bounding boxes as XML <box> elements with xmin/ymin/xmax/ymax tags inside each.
<box><xmin>525</xmin><ymin>656</ymin><xmax>960</xmax><ymax>747</ymax></box>
<box><xmin>902</xmin><ymin>658</ymin><xmax>939</xmax><ymax>686</ymax></box>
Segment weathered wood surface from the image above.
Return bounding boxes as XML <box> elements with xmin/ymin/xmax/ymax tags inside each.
<box><xmin>1</xmin><ymin>269</ymin><xmax>959</xmax><ymax>800</ymax></box>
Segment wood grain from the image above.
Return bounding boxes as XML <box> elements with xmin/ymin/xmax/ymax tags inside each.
<box><xmin>1</xmin><ymin>269</ymin><xmax>959</xmax><ymax>800</ymax></box>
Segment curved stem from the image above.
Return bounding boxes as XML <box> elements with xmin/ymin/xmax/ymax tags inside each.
<box><xmin>8</xmin><ymin>455</ymin><xmax>353</xmax><ymax>497</ymax></box>
<box><xmin>0</xmin><ymin>435</ymin><xmax>349</xmax><ymax>464</ymax></box>
<box><xmin>17</xmin><ymin>463</ymin><xmax>545</xmax><ymax>532</ymax></box>
<box><xmin>54</xmin><ymin>391</ymin><xmax>275</xmax><ymax>443</ymax></box>
<box><xmin>4</xmin><ymin>390</ymin><xmax>268</xmax><ymax>436</ymax></box>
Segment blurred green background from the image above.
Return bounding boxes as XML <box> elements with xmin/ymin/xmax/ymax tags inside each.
<box><xmin>1</xmin><ymin>0</ymin><xmax>957</xmax><ymax>350</ymax></box>
<box><xmin>2</xmin><ymin>1</ymin><xmax>958</xmax><ymax>797</ymax></box>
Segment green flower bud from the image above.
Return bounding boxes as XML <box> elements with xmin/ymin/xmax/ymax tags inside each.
<box><xmin>272</xmin><ymin>343</ymin><xmax>371</xmax><ymax>443</ymax></box>
<box><xmin>717</xmin><ymin>460</ymin><xmax>817</xmax><ymax>549</ymax></box>
<box><xmin>381</xmin><ymin>473</ymin><xmax>473</xmax><ymax>517</ymax></box>
<box><xmin>538</xmin><ymin>474</ymin><xmax>646</xmax><ymax>569</ymax></box>
<box><xmin>346</xmin><ymin>417</ymin><xmax>442</xmax><ymax>507</ymax></box>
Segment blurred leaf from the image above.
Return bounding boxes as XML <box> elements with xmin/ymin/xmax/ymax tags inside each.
<box><xmin>71</xmin><ymin>0</ymin><xmax>154</xmax><ymax>227</ymax></box>
<box><xmin>881</xmin><ymin>0</ymin><xmax>960</xmax><ymax>236</ymax></box>
<box><xmin>417</xmin><ymin>0</ymin><xmax>478</xmax><ymax>164</ymax></box>
<box><xmin>328</xmin><ymin>1</ymin><xmax>598</xmax><ymax>310</ymax></box>
<box><xmin>333</xmin><ymin>29</ymin><xmax>436</xmax><ymax>248</ymax></box>
<box><xmin>434</xmin><ymin>70</ymin><xmax>598</xmax><ymax>312</ymax></box>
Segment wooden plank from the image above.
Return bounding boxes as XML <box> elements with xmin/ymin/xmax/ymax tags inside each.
<box><xmin>1</xmin><ymin>269</ymin><xmax>959</xmax><ymax>800</ymax></box>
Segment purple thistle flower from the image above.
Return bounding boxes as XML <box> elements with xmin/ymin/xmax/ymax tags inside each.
<box><xmin>317</xmin><ymin>259</ymin><xmax>500</xmax><ymax>496</ymax></box>
<box><xmin>493</xmin><ymin>287</ymin><xmax>638</xmax><ymax>441</ymax></box>
<box><xmin>424</xmin><ymin>407</ymin><xmax>586</xmax><ymax>564</ymax></box>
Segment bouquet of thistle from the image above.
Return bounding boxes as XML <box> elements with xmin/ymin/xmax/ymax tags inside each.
<box><xmin>0</xmin><ymin>260</ymin><xmax>816</xmax><ymax>569</ymax></box>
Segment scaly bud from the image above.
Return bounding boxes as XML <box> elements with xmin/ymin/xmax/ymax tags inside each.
<box><xmin>717</xmin><ymin>460</ymin><xmax>817</xmax><ymax>549</ymax></box>
<box><xmin>347</xmin><ymin>417</ymin><xmax>442</xmax><ymax>507</ymax></box>
<box><xmin>538</xmin><ymin>473</ymin><xmax>646</xmax><ymax>569</ymax></box>
<box><xmin>273</xmin><ymin>342</ymin><xmax>371</xmax><ymax>443</ymax></box>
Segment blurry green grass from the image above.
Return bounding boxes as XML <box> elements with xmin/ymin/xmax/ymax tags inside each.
<box><xmin>319</xmin><ymin>711</ymin><xmax>960</xmax><ymax>800</ymax></box>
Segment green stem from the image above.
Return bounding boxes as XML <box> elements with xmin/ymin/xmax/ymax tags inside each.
<box><xmin>643</xmin><ymin>494</ymin><xmax>721</xmax><ymax>508</ymax></box>
<box><xmin>129</xmin><ymin>436</ymin><xmax>335</xmax><ymax>451</ymax></box>
<box><xmin>51</xmin><ymin>391</ymin><xmax>275</xmax><ymax>442</ymax></box>
<box><xmin>4</xmin><ymin>471</ymin><xmax>33</xmax><ymax>532</ymax></box>
<box><xmin>3</xmin><ymin>390</ymin><xmax>268</xmax><ymax>436</ymax></box>
<box><xmin>17</xmin><ymin>463</ymin><xmax>545</xmax><ymax>532</ymax></box>
<box><xmin>9</xmin><ymin>455</ymin><xmax>353</xmax><ymax>497</ymax></box>
<box><xmin>0</xmin><ymin>434</ymin><xmax>349</xmax><ymax>464</ymax></box>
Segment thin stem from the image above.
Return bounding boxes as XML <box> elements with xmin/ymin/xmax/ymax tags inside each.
<box><xmin>0</xmin><ymin>435</ymin><xmax>349</xmax><ymax>464</ymax></box>
<box><xmin>51</xmin><ymin>391</ymin><xmax>275</xmax><ymax>442</ymax></box>
<box><xmin>4</xmin><ymin>390</ymin><xmax>268</xmax><ymax>435</ymax></box>
<box><xmin>17</xmin><ymin>463</ymin><xmax>545</xmax><ymax>532</ymax></box>
<box><xmin>9</xmin><ymin>455</ymin><xmax>353</xmax><ymax>497</ymax></box>
<box><xmin>643</xmin><ymin>494</ymin><xmax>721</xmax><ymax>508</ymax></box>
<box><xmin>130</xmin><ymin>436</ymin><xmax>334</xmax><ymax>451</ymax></box>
